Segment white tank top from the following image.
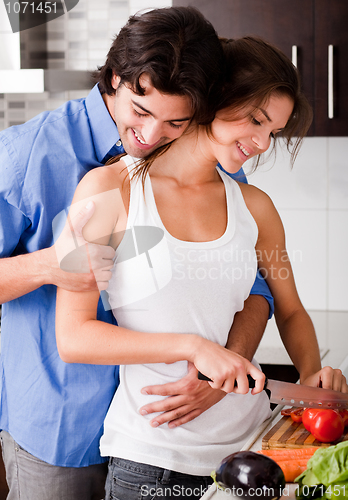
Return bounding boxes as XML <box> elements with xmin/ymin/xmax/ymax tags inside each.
<box><xmin>100</xmin><ymin>155</ymin><xmax>271</xmax><ymax>475</ymax></box>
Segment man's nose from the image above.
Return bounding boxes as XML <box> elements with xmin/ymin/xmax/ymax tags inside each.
<box><xmin>142</xmin><ymin>121</ymin><xmax>163</xmax><ymax>146</ymax></box>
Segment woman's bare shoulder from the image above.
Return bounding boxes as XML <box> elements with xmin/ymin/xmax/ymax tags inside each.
<box><xmin>77</xmin><ymin>159</ymin><xmax>129</xmax><ymax>196</ymax></box>
<box><xmin>238</xmin><ymin>182</ymin><xmax>273</xmax><ymax>209</ymax></box>
<box><xmin>70</xmin><ymin>159</ymin><xmax>130</xmax><ymax>245</ymax></box>
<box><xmin>237</xmin><ymin>182</ymin><xmax>280</xmax><ymax>227</ymax></box>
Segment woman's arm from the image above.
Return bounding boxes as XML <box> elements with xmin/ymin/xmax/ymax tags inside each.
<box><xmin>57</xmin><ymin>284</ymin><xmax>264</xmax><ymax>393</ymax></box>
<box><xmin>241</xmin><ymin>185</ymin><xmax>321</xmax><ymax>379</ymax></box>
<box><xmin>241</xmin><ymin>184</ymin><xmax>347</xmax><ymax>391</ymax></box>
<box><xmin>55</xmin><ymin>165</ymin><xmax>265</xmax><ymax>394</ymax></box>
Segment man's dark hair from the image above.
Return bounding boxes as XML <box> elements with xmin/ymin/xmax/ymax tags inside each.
<box><xmin>94</xmin><ymin>6</ymin><xmax>224</xmax><ymax>124</ymax></box>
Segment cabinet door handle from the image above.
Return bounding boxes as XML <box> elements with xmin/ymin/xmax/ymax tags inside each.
<box><xmin>328</xmin><ymin>45</ymin><xmax>334</xmax><ymax>119</ymax></box>
<box><xmin>292</xmin><ymin>45</ymin><xmax>297</xmax><ymax>67</ymax></box>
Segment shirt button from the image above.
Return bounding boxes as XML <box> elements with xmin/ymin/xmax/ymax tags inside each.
<box><xmin>116</xmin><ymin>140</ymin><xmax>122</xmax><ymax>147</ymax></box>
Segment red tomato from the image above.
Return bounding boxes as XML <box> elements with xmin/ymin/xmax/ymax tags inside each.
<box><xmin>310</xmin><ymin>409</ymin><xmax>344</xmax><ymax>443</ymax></box>
<box><xmin>338</xmin><ymin>409</ymin><xmax>348</xmax><ymax>427</ymax></box>
<box><xmin>290</xmin><ymin>408</ymin><xmax>304</xmax><ymax>423</ymax></box>
<box><xmin>281</xmin><ymin>408</ymin><xmax>295</xmax><ymax>417</ymax></box>
<box><xmin>302</xmin><ymin>408</ymin><xmax>321</xmax><ymax>432</ymax></box>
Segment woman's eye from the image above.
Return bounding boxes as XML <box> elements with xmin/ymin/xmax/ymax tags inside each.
<box><xmin>251</xmin><ymin>116</ymin><xmax>261</xmax><ymax>126</ymax></box>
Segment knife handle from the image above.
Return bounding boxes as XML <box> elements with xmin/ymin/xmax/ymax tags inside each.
<box><xmin>198</xmin><ymin>372</ymin><xmax>256</xmax><ymax>388</ymax></box>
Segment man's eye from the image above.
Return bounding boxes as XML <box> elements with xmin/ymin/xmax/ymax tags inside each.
<box><xmin>169</xmin><ymin>122</ymin><xmax>184</xmax><ymax>129</ymax></box>
<box><xmin>133</xmin><ymin>109</ymin><xmax>147</xmax><ymax>118</ymax></box>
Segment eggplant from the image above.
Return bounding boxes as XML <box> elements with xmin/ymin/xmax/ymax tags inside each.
<box><xmin>215</xmin><ymin>451</ymin><xmax>285</xmax><ymax>499</ymax></box>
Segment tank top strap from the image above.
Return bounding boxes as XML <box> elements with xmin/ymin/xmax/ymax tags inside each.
<box><xmin>121</xmin><ymin>154</ymin><xmax>144</xmax><ymax>228</ymax></box>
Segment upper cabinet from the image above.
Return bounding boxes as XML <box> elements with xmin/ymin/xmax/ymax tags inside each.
<box><xmin>173</xmin><ymin>0</ymin><xmax>348</xmax><ymax>136</ymax></box>
<box><xmin>314</xmin><ymin>0</ymin><xmax>348</xmax><ymax>136</ymax></box>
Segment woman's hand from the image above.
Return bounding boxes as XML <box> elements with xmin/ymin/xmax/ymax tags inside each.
<box><xmin>302</xmin><ymin>366</ymin><xmax>348</xmax><ymax>393</ymax></box>
<box><xmin>191</xmin><ymin>336</ymin><xmax>266</xmax><ymax>394</ymax></box>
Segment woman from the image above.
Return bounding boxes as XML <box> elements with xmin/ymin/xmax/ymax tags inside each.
<box><xmin>56</xmin><ymin>37</ymin><xmax>346</xmax><ymax>499</ymax></box>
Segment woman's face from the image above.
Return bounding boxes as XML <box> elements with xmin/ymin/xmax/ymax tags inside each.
<box><xmin>207</xmin><ymin>93</ymin><xmax>294</xmax><ymax>173</ymax></box>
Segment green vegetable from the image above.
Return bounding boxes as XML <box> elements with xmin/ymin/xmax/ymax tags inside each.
<box><xmin>295</xmin><ymin>441</ymin><xmax>348</xmax><ymax>500</ymax></box>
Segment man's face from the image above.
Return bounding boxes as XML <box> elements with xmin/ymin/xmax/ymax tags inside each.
<box><xmin>106</xmin><ymin>73</ymin><xmax>193</xmax><ymax>158</ymax></box>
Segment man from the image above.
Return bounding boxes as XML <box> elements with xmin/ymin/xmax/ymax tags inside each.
<box><xmin>0</xmin><ymin>7</ymin><xmax>272</xmax><ymax>499</ymax></box>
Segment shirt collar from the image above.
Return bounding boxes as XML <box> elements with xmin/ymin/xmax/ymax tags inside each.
<box><xmin>85</xmin><ymin>84</ymin><xmax>121</xmax><ymax>163</ymax></box>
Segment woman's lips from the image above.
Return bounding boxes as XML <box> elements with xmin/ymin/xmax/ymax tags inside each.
<box><xmin>236</xmin><ymin>141</ymin><xmax>254</xmax><ymax>162</ymax></box>
<box><xmin>236</xmin><ymin>141</ymin><xmax>252</xmax><ymax>158</ymax></box>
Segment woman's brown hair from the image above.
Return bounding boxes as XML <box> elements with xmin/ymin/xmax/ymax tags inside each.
<box><xmin>115</xmin><ymin>35</ymin><xmax>313</xmax><ymax>185</ymax></box>
<box><xmin>214</xmin><ymin>36</ymin><xmax>313</xmax><ymax>168</ymax></box>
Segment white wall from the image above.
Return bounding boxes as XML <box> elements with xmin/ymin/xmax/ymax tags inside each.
<box><xmin>248</xmin><ymin>137</ymin><xmax>348</xmax><ymax>360</ymax></box>
<box><xmin>247</xmin><ymin>136</ymin><xmax>348</xmax><ymax>313</ymax></box>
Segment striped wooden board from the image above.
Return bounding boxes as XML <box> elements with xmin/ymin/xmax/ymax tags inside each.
<box><xmin>262</xmin><ymin>416</ymin><xmax>348</xmax><ymax>449</ymax></box>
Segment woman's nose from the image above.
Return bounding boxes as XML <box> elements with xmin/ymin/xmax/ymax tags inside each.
<box><xmin>252</xmin><ymin>131</ymin><xmax>271</xmax><ymax>152</ymax></box>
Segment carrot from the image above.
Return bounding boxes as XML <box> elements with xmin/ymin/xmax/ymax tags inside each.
<box><xmin>276</xmin><ymin>459</ymin><xmax>309</xmax><ymax>482</ymax></box>
<box><xmin>258</xmin><ymin>447</ymin><xmax>319</xmax><ymax>459</ymax></box>
<box><xmin>257</xmin><ymin>449</ymin><xmax>321</xmax><ymax>482</ymax></box>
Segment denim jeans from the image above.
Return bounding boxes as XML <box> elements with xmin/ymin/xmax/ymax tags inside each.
<box><xmin>0</xmin><ymin>430</ymin><xmax>108</xmax><ymax>500</ymax></box>
<box><xmin>105</xmin><ymin>457</ymin><xmax>213</xmax><ymax>500</ymax></box>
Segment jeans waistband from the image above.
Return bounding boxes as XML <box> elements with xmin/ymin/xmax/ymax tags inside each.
<box><xmin>110</xmin><ymin>457</ymin><xmax>209</xmax><ymax>483</ymax></box>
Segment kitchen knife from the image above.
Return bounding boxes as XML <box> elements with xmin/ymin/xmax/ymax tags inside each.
<box><xmin>197</xmin><ymin>372</ymin><xmax>348</xmax><ymax>410</ymax></box>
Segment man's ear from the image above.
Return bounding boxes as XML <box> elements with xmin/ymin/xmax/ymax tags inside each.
<box><xmin>111</xmin><ymin>73</ymin><xmax>121</xmax><ymax>91</ymax></box>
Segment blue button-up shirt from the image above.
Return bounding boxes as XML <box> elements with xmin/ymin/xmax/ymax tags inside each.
<box><xmin>0</xmin><ymin>85</ymin><xmax>123</xmax><ymax>467</ymax></box>
<box><xmin>0</xmin><ymin>84</ymin><xmax>273</xmax><ymax>468</ymax></box>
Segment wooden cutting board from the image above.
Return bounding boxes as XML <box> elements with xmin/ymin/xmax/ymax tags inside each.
<box><xmin>262</xmin><ymin>416</ymin><xmax>348</xmax><ymax>449</ymax></box>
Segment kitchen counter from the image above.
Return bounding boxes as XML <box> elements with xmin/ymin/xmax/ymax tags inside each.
<box><xmin>199</xmin><ymin>406</ymin><xmax>298</xmax><ymax>500</ymax></box>
<box><xmin>255</xmin><ymin>310</ymin><xmax>348</xmax><ymax>371</ymax></box>
<box><xmin>200</xmin><ymin>350</ymin><xmax>348</xmax><ymax>500</ymax></box>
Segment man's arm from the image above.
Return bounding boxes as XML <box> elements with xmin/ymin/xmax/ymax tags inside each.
<box><xmin>139</xmin><ymin>293</ymin><xmax>269</xmax><ymax>428</ymax></box>
<box><xmin>226</xmin><ymin>293</ymin><xmax>269</xmax><ymax>360</ymax></box>
<box><xmin>0</xmin><ymin>203</ymin><xmax>115</xmax><ymax>304</ymax></box>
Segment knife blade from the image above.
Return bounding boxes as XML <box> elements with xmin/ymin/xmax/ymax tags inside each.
<box><xmin>197</xmin><ymin>372</ymin><xmax>348</xmax><ymax>409</ymax></box>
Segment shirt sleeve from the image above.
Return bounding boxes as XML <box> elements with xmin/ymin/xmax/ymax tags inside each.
<box><xmin>0</xmin><ymin>137</ymin><xmax>28</xmax><ymax>257</ymax></box>
<box><xmin>218</xmin><ymin>163</ymin><xmax>274</xmax><ymax>319</ymax></box>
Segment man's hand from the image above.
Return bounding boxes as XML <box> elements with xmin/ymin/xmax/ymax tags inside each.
<box><xmin>302</xmin><ymin>366</ymin><xmax>348</xmax><ymax>393</ymax></box>
<box><xmin>50</xmin><ymin>201</ymin><xmax>115</xmax><ymax>292</ymax></box>
<box><xmin>138</xmin><ymin>295</ymin><xmax>270</xmax><ymax>429</ymax></box>
<box><xmin>139</xmin><ymin>362</ymin><xmax>225</xmax><ymax>428</ymax></box>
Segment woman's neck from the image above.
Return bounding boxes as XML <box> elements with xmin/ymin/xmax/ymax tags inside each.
<box><xmin>149</xmin><ymin>126</ymin><xmax>220</xmax><ymax>186</ymax></box>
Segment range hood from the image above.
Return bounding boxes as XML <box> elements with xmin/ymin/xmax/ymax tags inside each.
<box><xmin>0</xmin><ymin>1</ymin><xmax>44</xmax><ymax>92</ymax></box>
<box><xmin>0</xmin><ymin>0</ymin><xmax>92</xmax><ymax>93</ymax></box>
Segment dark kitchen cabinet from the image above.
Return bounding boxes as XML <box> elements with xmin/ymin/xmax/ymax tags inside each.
<box><xmin>314</xmin><ymin>0</ymin><xmax>348</xmax><ymax>136</ymax></box>
<box><xmin>173</xmin><ymin>0</ymin><xmax>348</xmax><ymax>136</ymax></box>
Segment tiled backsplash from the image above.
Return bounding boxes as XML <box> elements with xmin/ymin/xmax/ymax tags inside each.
<box><xmin>0</xmin><ymin>0</ymin><xmax>171</xmax><ymax>130</ymax></box>
<box><xmin>1</xmin><ymin>0</ymin><xmax>347</xmax><ymax>314</ymax></box>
